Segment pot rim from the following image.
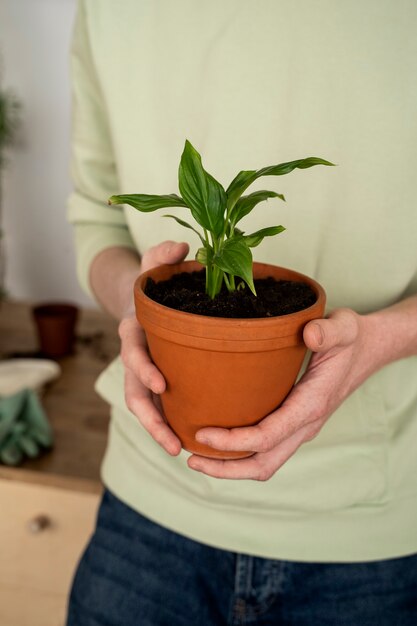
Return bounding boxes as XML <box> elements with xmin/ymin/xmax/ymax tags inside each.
<box><xmin>134</xmin><ymin>261</ymin><xmax>326</xmax><ymax>337</ymax></box>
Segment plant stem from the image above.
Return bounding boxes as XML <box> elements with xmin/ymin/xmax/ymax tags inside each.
<box><xmin>223</xmin><ymin>274</ymin><xmax>232</xmax><ymax>291</ymax></box>
<box><xmin>210</xmin><ymin>269</ymin><xmax>223</xmax><ymax>298</ymax></box>
<box><xmin>207</xmin><ymin>235</ymin><xmax>220</xmax><ymax>299</ymax></box>
<box><xmin>205</xmin><ymin>262</ymin><xmax>211</xmax><ymax>294</ymax></box>
<box><xmin>203</xmin><ymin>228</ymin><xmax>212</xmax><ymax>295</ymax></box>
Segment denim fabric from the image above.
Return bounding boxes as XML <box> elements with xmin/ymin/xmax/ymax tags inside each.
<box><xmin>66</xmin><ymin>489</ymin><xmax>417</xmax><ymax>626</ymax></box>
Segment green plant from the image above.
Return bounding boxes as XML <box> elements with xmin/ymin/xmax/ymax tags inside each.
<box><xmin>0</xmin><ymin>90</ymin><xmax>20</xmax><ymax>166</ymax></box>
<box><xmin>0</xmin><ymin>81</ymin><xmax>21</xmax><ymax>300</ymax></box>
<box><xmin>109</xmin><ymin>140</ymin><xmax>334</xmax><ymax>298</ymax></box>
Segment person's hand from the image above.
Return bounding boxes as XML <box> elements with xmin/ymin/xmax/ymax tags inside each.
<box><xmin>188</xmin><ymin>308</ymin><xmax>379</xmax><ymax>480</ymax></box>
<box><xmin>119</xmin><ymin>240</ymin><xmax>189</xmax><ymax>456</ymax></box>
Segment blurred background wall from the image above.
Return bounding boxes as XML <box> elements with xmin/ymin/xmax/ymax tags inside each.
<box><xmin>0</xmin><ymin>0</ymin><xmax>92</xmax><ymax>307</ymax></box>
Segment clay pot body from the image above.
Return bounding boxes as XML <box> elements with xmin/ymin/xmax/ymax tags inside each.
<box><xmin>32</xmin><ymin>303</ymin><xmax>78</xmax><ymax>358</ymax></box>
<box><xmin>134</xmin><ymin>261</ymin><xmax>326</xmax><ymax>459</ymax></box>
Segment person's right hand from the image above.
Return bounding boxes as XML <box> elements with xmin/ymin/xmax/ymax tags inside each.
<box><xmin>118</xmin><ymin>241</ymin><xmax>189</xmax><ymax>456</ymax></box>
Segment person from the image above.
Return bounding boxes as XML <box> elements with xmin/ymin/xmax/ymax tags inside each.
<box><xmin>65</xmin><ymin>1</ymin><xmax>417</xmax><ymax>624</ymax></box>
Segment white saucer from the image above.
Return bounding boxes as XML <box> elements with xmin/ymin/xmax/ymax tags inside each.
<box><xmin>0</xmin><ymin>359</ymin><xmax>61</xmax><ymax>396</ymax></box>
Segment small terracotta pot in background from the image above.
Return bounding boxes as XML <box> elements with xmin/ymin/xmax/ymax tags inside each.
<box><xmin>32</xmin><ymin>303</ymin><xmax>78</xmax><ymax>359</ymax></box>
<box><xmin>134</xmin><ymin>261</ymin><xmax>326</xmax><ymax>459</ymax></box>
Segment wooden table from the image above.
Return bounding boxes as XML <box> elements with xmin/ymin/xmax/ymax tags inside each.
<box><xmin>0</xmin><ymin>299</ymin><xmax>119</xmax><ymax>491</ymax></box>
<box><xmin>0</xmin><ymin>300</ymin><xmax>120</xmax><ymax>626</ymax></box>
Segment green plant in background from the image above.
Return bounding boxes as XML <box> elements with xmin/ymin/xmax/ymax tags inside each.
<box><xmin>0</xmin><ymin>77</ymin><xmax>21</xmax><ymax>300</ymax></box>
<box><xmin>0</xmin><ymin>89</ymin><xmax>20</xmax><ymax>166</ymax></box>
<box><xmin>109</xmin><ymin>140</ymin><xmax>334</xmax><ymax>299</ymax></box>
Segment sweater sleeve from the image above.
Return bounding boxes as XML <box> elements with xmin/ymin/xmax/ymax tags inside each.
<box><xmin>67</xmin><ymin>0</ymin><xmax>137</xmax><ymax>298</ymax></box>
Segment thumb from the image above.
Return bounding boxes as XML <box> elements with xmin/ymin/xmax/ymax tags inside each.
<box><xmin>141</xmin><ymin>240</ymin><xmax>189</xmax><ymax>273</ymax></box>
<box><xmin>303</xmin><ymin>308</ymin><xmax>360</xmax><ymax>353</ymax></box>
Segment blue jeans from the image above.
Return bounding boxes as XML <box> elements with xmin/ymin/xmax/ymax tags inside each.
<box><xmin>66</xmin><ymin>489</ymin><xmax>417</xmax><ymax>626</ymax></box>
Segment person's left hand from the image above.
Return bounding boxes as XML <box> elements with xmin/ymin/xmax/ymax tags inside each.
<box><xmin>187</xmin><ymin>308</ymin><xmax>378</xmax><ymax>480</ymax></box>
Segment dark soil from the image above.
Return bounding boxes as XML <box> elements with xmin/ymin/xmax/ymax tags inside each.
<box><xmin>144</xmin><ymin>270</ymin><xmax>317</xmax><ymax>318</ymax></box>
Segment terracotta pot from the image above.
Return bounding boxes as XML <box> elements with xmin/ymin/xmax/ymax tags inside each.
<box><xmin>134</xmin><ymin>261</ymin><xmax>326</xmax><ymax>459</ymax></box>
<box><xmin>32</xmin><ymin>303</ymin><xmax>78</xmax><ymax>358</ymax></box>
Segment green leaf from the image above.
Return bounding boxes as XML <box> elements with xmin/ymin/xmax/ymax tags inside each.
<box><xmin>0</xmin><ymin>90</ymin><xmax>21</xmax><ymax>151</ymax></box>
<box><xmin>230</xmin><ymin>190</ymin><xmax>285</xmax><ymax>227</ymax></box>
<box><xmin>163</xmin><ymin>214</ymin><xmax>206</xmax><ymax>245</ymax></box>
<box><xmin>213</xmin><ymin>238</ymin><xmax>256</xmax><ymax>295</ymax></box>
<box><xmin>195</xmin><ymin>246</ymin><xmax>213</xmax><ymax>266</ymax></box>
<box><xmin>108</xmin><ymin>193</ymin><xmax>187</xmax><ymax>211</ymax></box>
<box><xmin>226</xmin><ymin>157</ymin><xmax>335</xmax><ymax>211</ymax></box>
<box><xmin>178</xmin><ymin>140</ymin><xmax>226</xmax><ymax>237</ymax></box>
<box><xmin>226</xmin><ymin>170</ymin><xmax>257</xmax><ymax>212</ymax></box>
<box><xmin>244</xmin><ymin>225</ymin><xmax>286</xmax><ymax>248</ymax></box>
<box><xmin>257</xmin><ymin>156</ymin><xmax>335</xmax><ymax>177</ymax></box>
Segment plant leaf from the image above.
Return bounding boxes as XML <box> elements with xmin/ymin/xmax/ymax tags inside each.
<box><xmin>178</xmin><ymin>140</ymin><xmax>226</xmax><ymax>237</ymax></box>
<box><xmin>108</xmin><ymin>193</ymin><xmax>187</xmax><ymax>211</ymax></box>
<box><xmin>163</xmin><ymin>214</ymin><xmax>206</xmax><ymax>245</ymax></box>
<box><xmin>257</xmin><ymin>157</ymin><xmax>335</xmax><ymax>177</ymax></box>
<box><xmin>226</xmin><ymin>170</ymin><xmax>257</xmax><ymax>212</ymax></box>
<box><xmin>230</xmin><ymin>190</ymin><xmax>285</xmax><ymax>227</ymax></box>
<box><xmin>244</xmin><ymin>225</ymin><xmax>286</xmax><ymax>248</ymax></box>
<box><xmin>195</xmin><ymin>246</ymin><xmax>213</xmax><ymax>266</ymax></box>
<box><xmin>226</xmin><ymin>157</ymin><xmax>335</xmax><ymax>211</ymax></box>
<box><xmin>213</xmin><ymin>238</ymin><xmax>256</xmax><ymax>295</ymax></box>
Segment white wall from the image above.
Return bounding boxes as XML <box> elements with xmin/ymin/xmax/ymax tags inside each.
<box><xmin>0</xmin><ymin>0</ymin><xmax>92</xmax><ymax>307</ymax></box>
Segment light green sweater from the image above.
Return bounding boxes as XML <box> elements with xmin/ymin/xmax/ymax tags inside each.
<box><xmin>68</xmin><ymin>0</ymin><xmax>417</xmax><ymax>561</ymax></box>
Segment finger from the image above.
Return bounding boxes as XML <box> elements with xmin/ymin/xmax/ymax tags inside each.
<box><xmin>119</xmin><ymin>317</ymin><xmax>166</xmax><ymax>394</ymax></box>
<box><xmin>141</xmin><ymin>240</ymin><xmax>189</xmax><ymax>273</ymax></box>
<box><xmin>195</xmin><ymin>410</ymin><xmax>299</xmax><ymax>454</ymax></box>
<box><xmin>303</xmin><ymin>308</ymin><xmax>360</xmax><ymax>353</ymax></box>
<box><xmin>124</xmin><ymin>368</ymin><xmax>181</xmax><ymax>456</ymax></box>
<box><xmin>189</xmin><ymin>421</ymin><xmax>318</xmax><ymax>480</ymax></box>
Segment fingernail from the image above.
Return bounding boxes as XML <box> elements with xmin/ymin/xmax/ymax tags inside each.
<box><xmin>314</xmin><ymin>323</ymin><xmax>324</xmax><ymax>347</ymax></box>
<box><xmin>196</xmin><ymin>433</ymin><xmax>210</xmax><ymax>445</ymax></box>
